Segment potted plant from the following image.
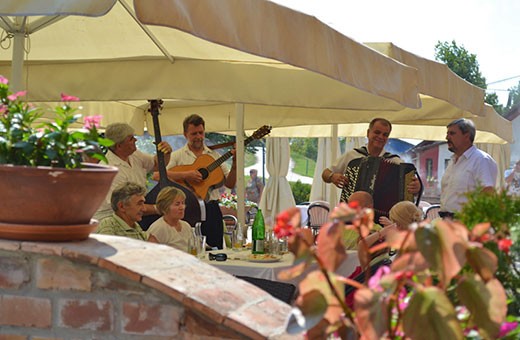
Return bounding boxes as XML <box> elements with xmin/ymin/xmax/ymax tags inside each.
<box><xmin>274</xmin><ymin>194</ymin><xmax>519</xmax><ymax>339</ymax></box>
<box><xmin>0</xmin><ymin>75</ymin><xmax>117</xmax><ymax>241</ymax></box>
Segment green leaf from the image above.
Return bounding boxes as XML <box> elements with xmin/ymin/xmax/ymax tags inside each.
<box><xmin>403</xmin><ymin>287</ymin><xmax>463</xmax><ymax>340</ymax></box>
<box><xmin>456</xmin><ymin>274</ymin><xmax>507</xmax><ymax>338</ymax></box>
<box><xmin>415</xmin><ymin>226</ymin><xmax>441</xmax><ymax>272</ymax></box>
<box><xmin>354</xmin><ymin>288</ymin><xmax>387</xmax><ymax>339</ymax></box>
<box><xmin>465</xmin><ymin>246</ymin><xmax>497</xmax><ymax>282</ymax></box>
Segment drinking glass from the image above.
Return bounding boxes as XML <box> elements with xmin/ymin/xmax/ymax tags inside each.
<box><xmin>188</xmin><ymin>235</ymin><xmax>207</xmax><ymax>259</ymax></box>
<box><xmin>232</xmin><ymin>223</ymin><xmax>244</xmax><ymax>251</ymax></box>
<box><xmin>268</xmin><ymin>230</ymin><xmax>280</xmax><ymax>255</ymax></box>
<box><xmin>197</xmin><ymin>235</ymin><xmax>207</xmax><ymax>259</ymax></box>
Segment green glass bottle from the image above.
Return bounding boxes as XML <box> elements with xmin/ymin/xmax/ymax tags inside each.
<box><xmin>252</xmin><ymin>209</ymin><xmax>265</xmax><ymax>254</ymax></box>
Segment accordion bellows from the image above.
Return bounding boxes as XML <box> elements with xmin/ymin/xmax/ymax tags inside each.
<box><xmin>341</xmin><ymin>156</ymin><xmax>418</xmax><ymax>218</ymax></box>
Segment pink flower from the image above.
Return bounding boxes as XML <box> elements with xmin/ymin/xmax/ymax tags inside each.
<box><xmin>7</xmin><ymin>91</ymin><xmax>26</xmax><ymax>101</ymax></box>
<box><xmin>498</xmin><ymin>321</ymin><xmax>518</xmax><ymax>338</ymax></box>
<box><xmin>61</xmin><ymin>93</ymin><xmax>80</xmax><ymax>102</ymax></box>
<box><xmin>0</xmin><ymin>76</ymin><xmax>8</xmax><ymax>84</ymax></box>
<box><xmin>83</xmin><ymin>115</ymin><xmax>102</xmax><ymax>129</ymax></box>
<box><xmin>368</xmin><ymin>265</ymin><xmax>391</xmax><ymax>291</ymax></box>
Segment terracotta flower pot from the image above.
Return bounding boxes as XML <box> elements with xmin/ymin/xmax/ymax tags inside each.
<box><xmin>0</xmin><ymin>163</ymin><xmax>118</xmax><ymax>241</ymax></box>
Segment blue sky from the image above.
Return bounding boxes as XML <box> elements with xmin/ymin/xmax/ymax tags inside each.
<box><xmin>272</xmin><ymin>0</ymin><xmax>520</xmax><ymax>106</ymax></box>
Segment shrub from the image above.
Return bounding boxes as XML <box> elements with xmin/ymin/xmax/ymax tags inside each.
<box><xmin>290</xmin><ymin>180</ymin><xmax>311</xmax><ymax>204</ymax></box>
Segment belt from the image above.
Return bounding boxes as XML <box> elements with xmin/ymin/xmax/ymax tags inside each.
<box><xmin>438</xmin><ymin>211</ymin><xmax>455</xmax><ymax>219</ymax></box>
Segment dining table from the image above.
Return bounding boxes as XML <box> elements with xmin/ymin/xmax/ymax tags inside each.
<box><xmin>203</xmin><ymin>248</ymin><xmax>360</xmax><ymax>287</ymax></box>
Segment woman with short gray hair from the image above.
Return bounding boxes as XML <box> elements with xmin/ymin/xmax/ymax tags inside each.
<box><xmin>147</xmin><ymin>186</ymin><xmax>193</xmax><ymax>252</ymax></box>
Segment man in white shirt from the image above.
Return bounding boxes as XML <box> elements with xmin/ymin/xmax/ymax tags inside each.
<box><xmin>161</xmin><ymin>114</ymin><xmax>237</xmax><ymax>248</ymax></box>
<box><xmin>93</xmin><ymin>123</ymin><xmax>172</xmax><ymax>221</ymax></box>
<box><xmin>440</xmin><ymin>118</ymin><xmax>497</xmax><ymax>218</ymax></box>
<box><xmin>322</xmin><ymin>118</ymin><xmax>421</xmax><ymax>222</ymax></box>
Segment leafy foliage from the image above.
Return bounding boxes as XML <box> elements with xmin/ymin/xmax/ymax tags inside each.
<box><xmin>290</xmin><ymin>137</ymin><xmax>318</xmax><ymax>160</ymax></box>
<box><xmin>434</xmin><ymin>40</ymin><xmax>487</xmax><ymax>89</ymax></box>
<box><xmin>0</xmin><ymin>76</ymin><xmax>113</xmax><ymax>168</ymax></box>
<box><xmin>289</xmin><ymin>180</ymin><xmax>311</xmax><ymax>204</ymax></box>
<box><xmin>274</xmin><ymin>196</ymin><xmax>519</xmax><ymax>339</ymax></box>
<box><xmin>434</xmin><ymin>40</ymin><xmax>505</xmax><ymax>113</ymax></box>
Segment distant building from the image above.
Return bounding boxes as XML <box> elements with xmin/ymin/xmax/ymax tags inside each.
<box><xmin>503</xmin><ymin>103</ymin><xmax>520</xmax><ymax>166</ymax></box>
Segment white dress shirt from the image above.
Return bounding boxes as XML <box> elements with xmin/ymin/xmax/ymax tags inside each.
<box><xmin>440</xmin><ymin>145</ymin><xmax>497</xmax><ymax>213</ymax></box>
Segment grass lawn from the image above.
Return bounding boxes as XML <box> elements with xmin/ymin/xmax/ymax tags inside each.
<box><xmin>290</xmin><ymin>151</ymin><xmax>315</xmax><ymax>178</ymax></box>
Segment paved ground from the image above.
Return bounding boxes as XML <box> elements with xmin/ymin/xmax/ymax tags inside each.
<box><xmin>244</xmin><ymin>156</ymin><xmax>313</xmax><ymax>184</ymax></box>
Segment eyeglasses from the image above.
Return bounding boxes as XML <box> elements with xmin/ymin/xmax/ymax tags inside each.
<box><xmin>208</xmin><ymin>253</ymin><xmax>227</xmax><ymax>261</ymax></box>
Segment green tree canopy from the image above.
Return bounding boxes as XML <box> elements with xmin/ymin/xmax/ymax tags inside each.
<box><xmin>434</xmin><ymin>40</ymin><xmax>487</xmax><ymax>88</ymax></box>
<box><xmin>434</xmin><ymin>40</ymin><xmax>503</xmax><ymax>113</ymax></box>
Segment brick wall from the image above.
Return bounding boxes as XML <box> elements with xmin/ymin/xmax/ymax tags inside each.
<box><xmin>0</xmin><ymin>235</ymin><xmax>299</xmax><ymax>339</ymax></box>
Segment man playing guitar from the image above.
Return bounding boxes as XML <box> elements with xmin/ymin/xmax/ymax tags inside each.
<box><xmin>153</xmin><ymin>114</ymin><xmax>237</xmax><ymax>248</ymax></box>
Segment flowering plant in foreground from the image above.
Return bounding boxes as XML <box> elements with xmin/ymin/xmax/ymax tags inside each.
<box><xmin>274</xmin><ymin>193</ymin><xmax>519</xmax><ymax>339</ymax></box>
<box><xmin>0</xmin><ymin>76</ymin><xmax>113</xmax><ymax>169</ymax></box>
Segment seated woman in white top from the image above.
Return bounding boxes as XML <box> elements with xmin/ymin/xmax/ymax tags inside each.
<box><xmin>147</xmin><ymin>186</ymin><xmax>193</xmax><ymax>253</ymax></box>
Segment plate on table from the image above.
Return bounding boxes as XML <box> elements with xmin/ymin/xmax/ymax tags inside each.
<box><xmin>247</xmin><ymin>254</ymin><xmax>282</xmax><ymax>263</ymax></box>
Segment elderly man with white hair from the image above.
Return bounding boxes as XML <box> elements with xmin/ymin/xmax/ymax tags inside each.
<box><xmin>93</xmin><ymin>122</ymin><xmax>172</xmax><ymax>221</ymax></box>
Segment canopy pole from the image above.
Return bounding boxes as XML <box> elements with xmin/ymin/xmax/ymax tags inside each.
<box><xmin>11</xmin><ymin>31</ymin><xmax>25</xmax><ymax>92</ymax></box>
<box><xmin>235</xmin><ymin>103</ymin><xmax>246</xmax><ymax>226</ymax></box>
<box><xmin>328</xmin><ymin>124</ymin><xmax>338</xmax><ymax>207</ymax></box>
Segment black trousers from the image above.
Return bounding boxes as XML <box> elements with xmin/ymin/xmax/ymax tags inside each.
<box><xmin>201</xmin><ymin>200</ymin><xmax>224</xmax><ymax>249</ymax></box>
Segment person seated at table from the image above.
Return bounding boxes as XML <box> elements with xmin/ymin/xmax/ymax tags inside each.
<box><xmin>342</xmin><ymin>191</ymin><xmax>383</xmax><ymax>250</ymax></box>
<box><xmin>363</xmin><ymin>200</ymin><xmax>423</xmax><ymax>249</ymax></box>
<box><xmin>147</xmin><ymin>186</ymin><xmax>193</xmax><ymax>253</ymax></box>
<box><xmin>96</xmin><ymin>182</ymin><xmax>158</xmax><ymax>243</ymax></box>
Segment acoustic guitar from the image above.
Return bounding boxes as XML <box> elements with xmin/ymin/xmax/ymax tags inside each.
<box><xmin>139</xmin><ymin>100</ymin><xmax>205</xmax><ymax>230</ymax></box>
<box><xmin>170</xmin><ymin>125</ymin><xmax>271</xmax><ymax>200</ymax></box>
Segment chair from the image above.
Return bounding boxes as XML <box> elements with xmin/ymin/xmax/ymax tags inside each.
<box><xmin>222</xmin><ymin>214</ymin><xmax>238</xmax><ymax>230</ymax></box>
<box><xmin>222</xmin><ymin>215</ymin><xmax>238</xmax><ymax>248</ymax></box>
<box><xmin>306</xmin><ymin>201</ymin><xmax>330</xmax><ymax>238</ymax></box>
<box><xmin>424</xmin><ymin>204</ymin><xmax>441</xmax><ymax>220</ymax></box>
<box><xmin>236</xmin><ymin>276</ymin><xmax>297</xmax><ymax>304</ymax></box>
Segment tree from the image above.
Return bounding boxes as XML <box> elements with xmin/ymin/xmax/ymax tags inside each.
<box><xmin>434</xmin><ymin>40</ymin><xmax>486</xmax><ymax>88</ymax></box>
<box><xmin>434</xmin><ymin>40</ymin><xmax>503</xmax><ymax>113</ymax></box>
<box><xmin>290</xmin><ymin>138</ymin><xmax>318</xmax><ymax>160</ymax></box>
<box><xmin>506</xmin><ymin>81</ymin><xmax>520</xmax><ymax>111</ymax></box>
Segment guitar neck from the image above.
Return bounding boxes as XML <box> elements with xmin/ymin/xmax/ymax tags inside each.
<box><xmin>207</xmin><ymin>136</ymin><xmax>253</xmax><ymax>172</ymax></box>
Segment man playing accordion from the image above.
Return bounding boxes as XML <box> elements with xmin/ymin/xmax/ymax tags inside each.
<box><xmin>322</xmin><ymin>118</ymin><xmax>422</xmax><ymax>221</ymax></box>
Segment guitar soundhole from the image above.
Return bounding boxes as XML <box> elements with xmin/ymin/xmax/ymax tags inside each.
<box><xmin>199</xmin><ymin>168</ymin><xmax>209</xmax><ymax>180</ymax></box>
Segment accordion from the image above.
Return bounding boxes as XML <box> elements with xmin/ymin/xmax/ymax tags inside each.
<box><xmin>340</xmin><ymin>156</ymin><xmax>420</xmax><ymax>218</ymax></box>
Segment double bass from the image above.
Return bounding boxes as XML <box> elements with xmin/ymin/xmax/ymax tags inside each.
<box><xmin>139</xmin><ymin>100</ymin><xmax>205</xmax><ymax>230</ymax></box>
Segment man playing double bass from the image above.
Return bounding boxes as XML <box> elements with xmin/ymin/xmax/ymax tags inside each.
<box><xmin>155</xmin><ymin>114</ymin><xmax>237</xmax><ymax>249</ymax></box>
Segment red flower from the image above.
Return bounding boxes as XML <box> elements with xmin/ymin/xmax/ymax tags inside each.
<box><xmin>348</xmin><ymin>201</ymin><xmax>359</xmax><ymax>209</ymax></box>
<box><xmin>274</xmin><ymin>210</ymin><xmax>294</xmax><ymax>238</ymax></box>
<box><xmin>497</xmin><ymin>238</ymin><xmax>513</xmax><ymax>254</ymax></box>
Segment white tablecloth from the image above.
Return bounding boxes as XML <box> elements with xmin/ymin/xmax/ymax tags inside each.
<box><xmin>296</xmin><ymin>204</ymin><xmax>309</xmax><ymax>226</ymax></box>
<box><xmin>204</xmin><ymin>249</ymin><xmax>359</xmax><ymax>286</ymax></box>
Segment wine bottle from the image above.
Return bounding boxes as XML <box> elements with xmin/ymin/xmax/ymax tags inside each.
<box><xmin>252</xmin><ymin>209</ymin><xmax>265</xmax><ymax>254</ymax></box>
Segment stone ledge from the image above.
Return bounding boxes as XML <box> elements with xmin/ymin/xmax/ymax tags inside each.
<box><xmin>0</xmin><ymin>235</ymin><xmax>301</xmax><ymax>339</ymax></box>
